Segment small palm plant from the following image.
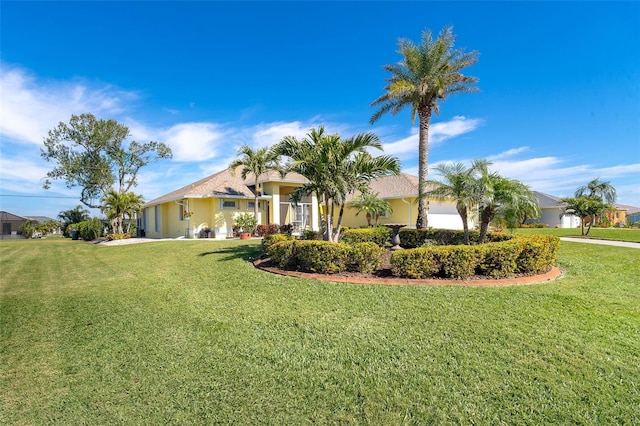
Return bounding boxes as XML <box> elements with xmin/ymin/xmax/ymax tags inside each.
<box><xmin>348</xmin><ymin>192</ymin><xmax>392</xmax><ymax>226</ymax></box>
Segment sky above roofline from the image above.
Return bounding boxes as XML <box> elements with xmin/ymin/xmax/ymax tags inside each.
<box><xmin>1</xmin><ymin>1</ymin><xmax>638</xmax><ymax>218</ymax></box>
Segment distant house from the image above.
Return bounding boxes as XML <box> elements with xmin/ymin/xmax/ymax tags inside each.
<box><xmin>533</xmin><ymin>192</ymin><xmax>581</xmax><ymax>228</ymax></box>
<box><xmin>141</xmin><ymin>169</ymin><xmax>472</xmax><ymax>239</ymax></box>
<box><xmin>0</xmin><ymin>211</ymin><xmax>27</xmax><ymax>237</ymax></box>
<box><xmin>628</xmin><ymin>207</ymin><xmax>640</xmax><ymax>224</ymax></box>
<box><xmin>0</xmin><ymin>212</ymin><xmax>59</xmax><ymax>238</ymax></box>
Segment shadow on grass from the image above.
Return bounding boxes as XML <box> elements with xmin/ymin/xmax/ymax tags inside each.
<box><xmin>198</xmin><ymin>244</ymin><xmax>264</xmax><ymax>262</ymax></box>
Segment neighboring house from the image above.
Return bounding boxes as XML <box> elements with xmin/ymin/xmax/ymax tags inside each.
<box><xmin>0</xmin><ymin>211</ymin><xmax>27</xmax><ymax>238</ymax></box>
<box><xmin>141</xmin><ymin>169</ymin><xmax>470</xmax><ymax>239</ymax></box>
<box><xmin>628</xmin><ymin>207</ymin><xmax>640</xmax><ymax>224</ymax></box>
<box><xmin>607</xmin><ymin>204</ymin><xmax>635</xmax><ymax>227</ymax></box>
<box><xmin>533</xmin><ymin>192</ymin><xmax>581</xmax><ymax>228</ymax></box>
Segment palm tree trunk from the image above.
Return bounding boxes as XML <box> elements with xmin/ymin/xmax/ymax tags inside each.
<box><xmin>334</xmin><ymin>203</ymin><xmax>346</xmax><ymax>242</ymax></box>
<box><xmin>478</xmin><ymin>206</ymin><xmax>494</xmax><ymax>244</ymax></box>
<box><xmin>254</xmin><ymin>178</ymin><xmax>260</xmax><ymax>230</ymax></box>
<box><xmin>416</xmin><ymin>107</ymin><xmax>432</xmax><ymax>229</ymax></box>
<box><xmin>458</xmin><ymin>207</ymin><xmax>470</xmax><ymax>245</ymax></box>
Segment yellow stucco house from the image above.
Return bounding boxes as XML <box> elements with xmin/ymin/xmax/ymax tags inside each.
<box><xmin>141</xmin><ymin>169</ymin><xmax>473</xmax><ymax>239</ymax></box>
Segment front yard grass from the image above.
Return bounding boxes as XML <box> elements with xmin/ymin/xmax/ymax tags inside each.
<box><xmin>1</xmin><ymin>238</ymin><xmax>638</xmax><ymax>424</ymax></box>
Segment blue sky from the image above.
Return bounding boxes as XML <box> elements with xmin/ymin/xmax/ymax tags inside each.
<box><xmin>1</xmin><ymin>1</ymin><xmax>639</xmax><ymax>219</ymax></box>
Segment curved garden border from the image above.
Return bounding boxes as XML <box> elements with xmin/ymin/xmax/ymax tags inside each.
<box><xmin>253</xmin><ymin>257</ymin><xmax>562</xmax><ymax>287</ymax></box>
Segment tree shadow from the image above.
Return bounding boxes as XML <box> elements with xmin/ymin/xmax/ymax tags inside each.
<box><xmin>198</xmin><ymin>244</ymin><xmax>263</xmax><ymax>262</ymax></box>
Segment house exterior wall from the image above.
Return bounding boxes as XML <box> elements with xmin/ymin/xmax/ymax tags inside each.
<box><xmin>539</xmin><ymin>208</ymin><xmax>580</xmax><ymax>228</ymax></box>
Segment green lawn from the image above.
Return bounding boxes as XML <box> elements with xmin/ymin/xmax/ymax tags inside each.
<box><xmin>514</xmin><ymin>226</ymin><xmax>640</xmax><ymax>243</ymax></box>
<box><xmin>1</xmin><ymin>237</ymin><xmax>639</xmax><ymax>424</ymax></box>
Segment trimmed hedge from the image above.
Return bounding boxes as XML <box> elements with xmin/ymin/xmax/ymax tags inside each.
<box><xmin>348</xmin><ymin>242</ymin><xmax>384</xmax><ymax>274</ymax></box>
<box><xmin>340</xmin><ymin>227</ymin><xmax>391</xmax><ymax>247</ymax></box>
<box><xmin>398</xmin><ymin>228</ymin><xmax>511</xmax><ymax>248</ymax></box>
<box><xmin>263</xmin><ymin>230</ymin><xmax>559</xmax><ymax>280</ymax></box>
<box><xmin>391</xmin><ymin>234</ymin><xmax>559</xmax><ymax>279</ymax></box>
<box><xmin>262</xmin><ymin>233</ymin><xmax>294</xmax><ymax>252</ymax></box>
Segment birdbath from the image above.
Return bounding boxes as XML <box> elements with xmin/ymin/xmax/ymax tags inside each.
<box><xmin>384</xmin><ymin>224</ymin><xmax>406</xmax><ymax>250</ymax></box>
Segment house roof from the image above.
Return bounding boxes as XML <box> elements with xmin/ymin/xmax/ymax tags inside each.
<box><xmin>361</xmin><ymin>173</ymin><xmax>420</xmax><ymax>199</ymax></box>
<box><xmin>143</xmin><ymin>169</ymin><xmax>422</xmax><ymax>208</ymax></box>
<box><xmin>25</xmin><ymin>216</ymin><xmax>56</xmax><ymax>223</ymax></box>
<box><xmin>534</xmin><ymin>191</ymin><xmax>567</xmax><ymax>209</ymax></box>
<box><xmin>0</xmin><ymin>211</ymin><xmax>28</xmax><ymax>221</ymax></box>
<box><xmin>143</xmin><ymin>169</ymin><xmax>311</xmax><ymax>207</ymax></box>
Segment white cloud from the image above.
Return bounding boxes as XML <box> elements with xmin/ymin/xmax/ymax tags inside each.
<box><xmin>164</xmin><ymin>123</ymin><xmax>224</xmax><ymax>162</ymax></box>
<box><xmin>0</xmin><ymin>64</ymin><xmax>136</xmax><ymax>145</ymax></box>
<box><xmin>381</xmin><ymin>116</ymin><xmax>483</xmax><ymax>156</ymax></box>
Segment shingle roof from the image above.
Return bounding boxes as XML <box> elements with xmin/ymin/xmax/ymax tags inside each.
<box><xmin>144</xmin><ymin>169</ymin><xmax>427</xmax><ymax>208</ymax></box>
<box><xmin>0</xmin><ymin>211</ymin><xmax>27</xmax><ymax>221</ymax></box>
<box><xmin>534</xmin><ymin>191</ymin><xmax>566</xmax><ymax>209</ymax></box>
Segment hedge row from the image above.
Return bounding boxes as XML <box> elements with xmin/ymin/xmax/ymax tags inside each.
<box><xmin>339</xmin><ymin>227</ymin><xmax>392</xmax><ymax>247</ymax></box>
<box><xmin>265</xmin><ymin>240</ymin><xmax>384</xmax><ymax>274</ymax></box>
<box><xmin>390</xmin><ymin>235</ymin><xmax>559</xmax><ymax>279</ymax></box>
<box><xmin>398</xmin><ymin>228</ymin><xmax>512</xmax><ymax>248</ymax></box>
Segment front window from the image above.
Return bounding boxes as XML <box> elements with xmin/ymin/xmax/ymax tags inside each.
<box><xmin>221</xmin><ymin>200</ymin><xmax>238</xmax><ymax>209</ymax></box>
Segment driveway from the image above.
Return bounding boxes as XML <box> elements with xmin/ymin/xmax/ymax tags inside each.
<box><xmin>560</xmin><ymin>237</ymin><xmax>640</xmax><ymax>249</ymax></box>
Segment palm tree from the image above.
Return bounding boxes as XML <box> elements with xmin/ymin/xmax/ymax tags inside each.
<box><xmin>229</xmin><ymin>145</ymin><xmax>282</xmax><ymax>226</ymax></box>
<box><xmin>275</xmin><ymin>127</ymin><xmax>400</xmax><ymax>242</ymax></box>
<box><xmin>102</xmin><ymin>190</ymin><xmax>144</xmax><ymax>234</ymax></box>
<box><xmin>348</xmin><ymin>192</ymin><xmax>393</xmax><ymax>227</ymax></box>
<box><xmin>475</xmin><ymin>164</ymin><xmax>540</xmax><ymax>243</ymax></box>
<box><xmin>574</xmin><ymin>177</ymin><xmax>616</xmax><ymax>225</ymax></box>
<box><xmin>575</xmin><ymin>177</ymin><xmax>617</xmax><ymax>204</ymax></box>
<box><xmin>423</xmin><ymin>161</ymin><xmax>481</xmax><ymax>244</ymax></box>
<box><xmin>370</xmin><ymin>26</ymin><xmax>479</xmax><ymax>229</ymax></box>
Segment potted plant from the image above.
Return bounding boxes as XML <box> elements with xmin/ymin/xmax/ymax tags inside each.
<box><xmin>234</xmin><ymin>212</ymin><xmax>257</xmax><ymax>240</ymax></box>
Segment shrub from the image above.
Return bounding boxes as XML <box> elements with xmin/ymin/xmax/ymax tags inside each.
<box><xmin>76</xmin><ymin>218</ymin><xmax>103</xmax><ymax>241</ymax></box>
<box><xmin>476</xmin><ymin>240</ymin><xmax>521</xmax><ymax>278</ymax></box>
<box><xmin>431</xmin><ymin>246</ymin><xmax>481</xmax><ymax>279</ymax></box>
<box><xmin>340</xmin><ymin>227</ymin><xmax>391</xmax><ymax>247</ymax></box>
<box><xmin>295</xmin><ymin>241</ymin><xmax>349</xmax><ymax>274</ymax></box>
<box><xmin>515</xmin><ymin>235</ymin><xmax>560</xmax><ymax>274</ymax></box>
<box><xmin>279</xmin><ymin>224</ymin><xmax>294</xmax><ymax>235</ymax></box>
<box><xmin>262</xmin><ymin>233</ymin><xmax>294</xmax><ymax>252</ymax></box>
<box><xmin>255</xmin><ymin>224</ymin><xmax>280</xmax><ymax>237</ymax></box>
<box><xmin>391</xmin><ymin>248</ymin><xmax>440</xmax><ymax>279</ymax></box>
<box><xmin>266</xmin><ymin>240</ymin><xmax>297</xmax><ymax>269</ymax></box>
<box><xmin>348</xmin><ymin>242</ymin><xmax>384</xmax><ymax>274</ymax></box>
<box><xmin>300</xmin><ymin>229</ymin><xmax>323</xmax><ymax>240</ymax></box>
<box><xmin>420</xmin><ymin>239</ymin><xmax>438</xmax><ymax>247</ymax></box>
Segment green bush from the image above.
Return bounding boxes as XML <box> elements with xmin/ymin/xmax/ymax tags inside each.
<box><xmin>515</xmin><ymin>235</ymin><xmax>560</xmax><ymax>274</ymax></box>
<box><xmin>431</xmin><ymin>246</ymin><xmax>481</xmax><ymax>279</ymax></box>
<box><xmin>300</xmin><ymin>229</ymin><xmax>323</xmax><ymax>240</ymax></box>
<box><xmin>391</xmin><ymin>248</ymin><xmax>440</xmax><ymax>279</ymax></box>
<box><xmin>348</xmin><ymin>242</ymin><xmax>384</xmax><ymax>274</ymax></box>
<box><xmin>266</xmin><ymin>240</ymin><xmax>297</xmax><ymax>269</ymax></box>
<box><xmin>391</xmin><ymin>233</ymin><xmax>559</xmax><ymax>279</ymax></box>
<box><xmin>399</xmin><ymin>228</ymin><xmax>512</xmax><ymax>248</ymax></box>
<box><xmin>76</xmin><ymin>218</ymin><xmax>103</xmax><ymax>241</ymax></box>
<box><xmin>262</xmin><ymin>233</ymin><xmax>294</xmax><ymax>252</ymax></box>
<box><xmin>340</xmin><ymin>227</ymin><xmax>391</xmax><ymax>247</ymax></box>
<box><xmin>295</xmin><ymin>241</ymin><xmax>349</xmax><ymax>274</ymax></box>
<box><xmin>476</xmin><ymin>240</ymin><xmax>521</xmax><ymax>278</ymax></box>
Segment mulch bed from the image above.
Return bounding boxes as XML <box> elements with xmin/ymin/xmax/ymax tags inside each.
<box><xmin>253</xmin><ymin>250</ymin><xmax>562</xmax><ymax>287</ymax></box>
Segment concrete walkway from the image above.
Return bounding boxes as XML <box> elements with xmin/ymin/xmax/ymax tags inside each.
<box><xmin>560</xmin><ymin>237</ymin><xmax>640</xmax><ymax>249</ymax></box>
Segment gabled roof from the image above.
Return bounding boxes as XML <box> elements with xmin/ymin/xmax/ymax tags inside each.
<box><xmin>0</xmin><ymin>211</ymin><xmax>28</xmax><ymax>221</ymax></box>
<box><xmin>365</xmin><ymin>173</ymin><xmax>420</xmax><ymax>199</ymax></box>
<box><xmin>143</xmin><ymin>169</ymin><xmax>311</xmax><ymax>207</ymax></box>
<box><xmin>534</xmin><ymin>191</ymin><xmax>567</xmax><ymax>209</ymax></box>
<box><xmin>25</xmin><ymin>216</ymin><xmax>56</xmax><ymax>223</ymax></box>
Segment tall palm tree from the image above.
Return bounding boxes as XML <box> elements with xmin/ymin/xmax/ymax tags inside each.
<box><xmin>424</xmin><ymin>161</ymin><xmax>481</xmax><ymax>245</ymax></box>
<box><xmin>229</xmin><ymin>145</ymin><xmax>282</xmax><ymax>224</ymax></box>
<box><xmin>370</xmin><ymin>27</ymin><xmax>479</xmax><ymax>230</ymax></box>
<box><xmin>275</xmin><ymin>126</ymin><xmax>400</xmax><ymax>242</ymax></box>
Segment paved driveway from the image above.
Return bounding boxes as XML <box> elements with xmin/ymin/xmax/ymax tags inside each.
<box><xmin>560</xmin><ymin>237</ymin><xmax>640</xmax><ymax>249</ymax></box>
